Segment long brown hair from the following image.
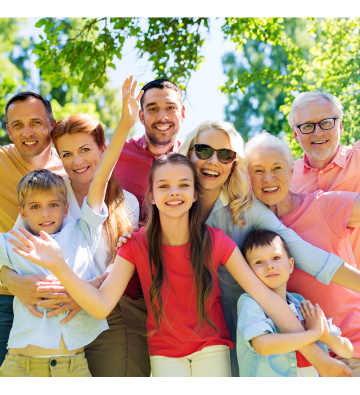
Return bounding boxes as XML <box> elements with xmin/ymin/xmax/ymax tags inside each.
<box><xmin>51</xmin><ymin>113</ymin><xmax>131</xmax><ymax>264</ymax></box>
<box><xmin>145</xmin><ymin>153</ymin><xmax>216</xmax><ymax>334</ymax></box>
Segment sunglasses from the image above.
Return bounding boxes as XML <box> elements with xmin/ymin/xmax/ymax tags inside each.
<box><xmin>190</xmin><ymin>144</ymin><xmax>237</xmax><ymax>164</ymax></box>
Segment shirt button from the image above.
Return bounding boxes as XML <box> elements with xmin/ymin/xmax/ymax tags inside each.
<box><xmin>331</xmin><ymin>165</ymin><xmax>334</xmax><ymax>168</ymax></box>
<box><xmin>291</xmin><ymin>363</ymin><xmax>295</xmax><ymax>367</ymax></box>
<box><xmin>319</xmin><ymin>171</ymin><xmax>323</xmax><ymax>174</ymax></box>
<box><xmin>143</xmin><ymin>145</ymin><xmax>146</xmax><ymax>148</ymax></box>
<box><xmin>50</xmin><ymin>359</ymin><xmax>57</xmax><ymax>367</ymax></box>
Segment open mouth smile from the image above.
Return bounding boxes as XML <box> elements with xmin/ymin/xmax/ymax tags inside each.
<box><xmin>311</xmin><ymin>140</ymin><xmax>329</xmax><ymax>145</ymax></box>
<box><xmin>39</xmin><ymin>221</ymin><xmax>55</xmax><ymax>227</ymax></box>
<box><xmin>154</xmin><ymin>124</ymin><xmax>173</xmax><ymax>133</ymax></box>
<box><xmin>23</xmin><ymin>140</ymin><xmax>38</xmax><ymax>147</ymax></box>
<box><xmin>73</xmin><ymin>166</ymin><xmax>90</xmax><ymax>173</ymax></box>
<box><xmin>201</xmin><ymin>169</ymin><xmax>220</xmax><ymax>178</ymax></box>
<box><xmin>262</xmin><ymin>187</ymin><xmax>279</xmax><ymax>193</ymax></box>
<box><xmin>165</xmin><ymin>200</ymin><xmax>184</xmax><ymax>206</ymax></box>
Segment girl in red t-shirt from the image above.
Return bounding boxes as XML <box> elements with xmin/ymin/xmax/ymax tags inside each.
<box><xmin>10</xmin><ymin>153</ymin><xmax>312</xmax><ymax>377</ymax></box>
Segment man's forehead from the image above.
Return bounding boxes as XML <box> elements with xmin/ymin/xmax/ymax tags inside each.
<box><xmin>142</xmin><ymin>87</ymin><xmax>182</xmax><ymax>106</ymax></box>
<box><xmin>294</xmin><ymin>97</ymin><xmax>335</xmax><ymax>123</ymax></box>
<box><xmin>7</xmin><ymin>98</ymin><xmax>48</xmax><ymax>121</ymax></box>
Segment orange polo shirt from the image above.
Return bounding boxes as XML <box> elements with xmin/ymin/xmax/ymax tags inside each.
<box><xmin>0</xmin><ymin>144</ymin><xmax>65</xmax><ymax>295</ymax></box>
<box><xmin>292</xmin><ymin>141</ymin><xmax>360</xmax><ymax>269</ymax></box>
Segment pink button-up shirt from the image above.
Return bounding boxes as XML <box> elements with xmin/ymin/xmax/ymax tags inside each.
<box><xmin>292</xmin><ymin>141</ymin><xmax>360</xmax><ymax>269</ymax></box>
<box><xmin>284</xmin><ymin>190</ymin><xmax>360</xmax><ymax>357</ymax></box>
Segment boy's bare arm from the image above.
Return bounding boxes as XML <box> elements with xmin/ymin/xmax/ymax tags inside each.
<box><xmin>87</xmin><ymin>77</ymin><xmax>143</xmax><ymax>214</ymax></box>
<box><xmin>300</xmin><ymin>301</ymin><xmax>354</xmax><ymax>360</ymax></box>
<box><xmin>251</xmin><ymin>303</ymin><xmax>324</xmax><ymax>356</ymax></box>
<box><xmin>251</xmin><ymin>330</ymin><xmax>321</xmax><ymax>356</ymax></box>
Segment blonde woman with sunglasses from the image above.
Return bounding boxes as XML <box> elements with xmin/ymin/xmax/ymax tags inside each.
<box><xmin>177</xmin><ymin>120</ymin><xmax>354</xmax><ymax>377</ymax></box>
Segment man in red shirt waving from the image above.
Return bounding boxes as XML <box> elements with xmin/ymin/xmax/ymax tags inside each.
<box><xmin>113</xmin><ymin>79</ymin><xmax>185</xmax><ymax>376</ymax></box>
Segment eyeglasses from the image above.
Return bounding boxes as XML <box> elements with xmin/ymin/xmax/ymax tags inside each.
<box><xmin>295</xmin><ymin>117</ymin><xmax>339</xmax><ymax>134</ymax></box>
<box><xmin>190</xmin><ymin>144</ymin><xmax>237</xmax><ymax>164</ymax></box>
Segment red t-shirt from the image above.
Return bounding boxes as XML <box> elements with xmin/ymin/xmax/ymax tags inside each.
<box><xmin>113</xmin><ymin>135</ymin><xmax>181</xmax><ymax>299</ymax></box>
<box><xmin>117</xmin><ymin>226</ymin><xmax>236</xmax><ymax>357</ymax></box>
<box><xmin>113</xmin><ymin>135</ymin><xmax>181</xmax><ymax>223</ymax></box>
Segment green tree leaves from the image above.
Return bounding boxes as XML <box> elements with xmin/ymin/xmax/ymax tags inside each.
<box><xmin>31</xmin><ymin>17</ymin><xmax>360</xmax><ymax>155</ymax></box>
<box><xmin>34</xmin><ymin>18</ymin><xmax>209</xmax><ymax>94</ymax></box>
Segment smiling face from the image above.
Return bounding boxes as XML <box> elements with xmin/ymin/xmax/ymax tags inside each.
<box><xmin>190</xmin><ymin>128</ymin><xmax>234</xmax><ymax>198</ymax></box>
<box><xmin>246</xmin><ymin>237</ymin><xmax>294</xmax><ymax>299</ymax></box>
<box><xmin>55</xmin><ymin>132</ymin><xmax>105</xmax><ymax>188</ymax></box>
<box><xmin>19</xmin><ymin>189</ymin><xmax>69</xmax><ymax>235</ymax></box>
<box><xmin>6</xmin><ymin>98</ymin><xmax>56</xmax><ymax>165</ymax></box>
<box><xmin>248</xmin><ymin>146</ymin><xmax>293</xmax><ymax>207</ymax></box>
<box><xmin>292</xmin><ymin>97</ymin><xmax>342</xmax><ymax>169</ymax></box>
<box><xmin>139</xmin><ymin>88</ymin><xmax>185</xmax><ymax>151</ymax></box>
<box><xmin>150</xmin><ymin>162</ymin><xmax>196</xmax><ymax>220</ymax></box>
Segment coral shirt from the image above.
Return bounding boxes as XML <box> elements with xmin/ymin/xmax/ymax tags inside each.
<box><xmin>284</xmin><ymin>190</ymin><xmax>360</xmax><ymax>357</ymax></box>
<box><xmin>292</xmin><ymin>142</ymin><xmax>360</xmax><ymax>269</ymax></box>
<box><xmin>117</xmin><ymin>226</ymin><xmax>236</xmax><ymax>357</ymax></box>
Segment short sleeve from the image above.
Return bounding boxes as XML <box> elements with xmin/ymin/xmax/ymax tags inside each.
<box><xmin>116</xmin><ymin>236</ymin><xmax>136</xmax><ymax>267</ymax></box>
<box><xmin>209</xmin><ymin>227</ymin><xmax>237</xmax><ymax>267</ymax></box>
<box><xmin>248</xmin><ymin>199</ymin><xmax>343</xmax><ymax>285</ymax></box>
<box><xmin>79</xmin><ymin>197</ymin><xmax>108</xmax><ymax>255</ymax></box>
<box><xmin>237</xmin><ymin>294</ymin><xmax>275</xmax><ymax>354</ymax></box>
<box><xmin>316</xmin><ymin>190</ymin><xmax>358</xmax><ymax>238</ymax></box>
<box><xmin>327</xmin><ymin>317</ymin><xmax>342</xmax><ymax>337</ymax></box>
<box><xmin>123</xmin><ymin>190</ymin><xmax>140</xmax><ymax>228</ymax></box>
<box><xmin>0</xmin><ymin>234</ymin><xmax>15</xmax><ymax>272</ymax></box>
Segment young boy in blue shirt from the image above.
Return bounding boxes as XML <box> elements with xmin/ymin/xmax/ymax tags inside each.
<box><xmin>237</xmin><ymin>229</ymin><xmax>353</xmax><ymax>377</ymax></box>
<box><xmin>0</xmin><ymin>77</ymin><xmax>142</xmax><ymax>377</ymax></box>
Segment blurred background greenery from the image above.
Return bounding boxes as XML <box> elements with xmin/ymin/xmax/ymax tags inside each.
<box><xmin>2</xmin><ymin>17</ymin><xmax>360</xmax><ymax>158</ymax></box>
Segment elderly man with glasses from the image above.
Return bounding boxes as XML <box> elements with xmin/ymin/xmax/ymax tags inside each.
<box><xmin>290</xmin><ymin>92</ymin><xmax>360</xmax><ymax>375</ymax></box>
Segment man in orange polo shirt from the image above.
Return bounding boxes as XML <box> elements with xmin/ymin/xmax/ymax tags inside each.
<box><xmin>0</xmin><ymin>92</ymin><xmax>66</xmax><ymax>364</ymax></box>
<box><xmin>290</xmin><ymin>91</ymin><xmax>360</xmax><ymax>374</ymax></box>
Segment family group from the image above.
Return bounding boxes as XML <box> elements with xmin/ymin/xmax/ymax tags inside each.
<box><xmin>0</xmin><ymin>76</ymin><xmax>360</xmax><ymax>377</ymax></box>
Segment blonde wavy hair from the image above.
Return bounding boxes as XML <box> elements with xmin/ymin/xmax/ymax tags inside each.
<box><xmin>178</xmin><ymin>120</ymin><xmax>254</xmax><ymax>226</ymax></box>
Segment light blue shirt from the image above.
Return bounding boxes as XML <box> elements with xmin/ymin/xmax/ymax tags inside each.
<box><xmin>237</xmin><ymin>292</ymin><xmax>340</xmax><ymax>377</ymax></box>
<box><xmin>0</xmin><ymin>197</ymin><xmax>109</xmax><ymax>351</ymax></box>
<box><xmin>205</xmin><ymin>193</ymin><xmax>344</xmax><ymax>376</ymax></box>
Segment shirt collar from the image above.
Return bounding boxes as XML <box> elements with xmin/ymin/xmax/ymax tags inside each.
<box><xmin>302</xmin><ymin>144</ymin><xmax>345</xmax><ymax>170</ymax></box>
<box><xmin>137</xmin><ymin>135</ymin><xmax>181</xmax><ymax>155</ymax></box>
<box><xmin>207</xmin><ymin>190</ymin><xmax>229</xmax><ymax>218</ymax></box>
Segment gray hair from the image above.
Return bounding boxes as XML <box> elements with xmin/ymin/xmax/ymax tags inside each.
<box><xmin>288</xmin><ymin>91</ymin><xmax>343</xmax><ymax>128</ymax></box>
<box><xmin>244</xmin><ymin>131</ymin><xmax>294</xmax><ymax>169</ymax></box>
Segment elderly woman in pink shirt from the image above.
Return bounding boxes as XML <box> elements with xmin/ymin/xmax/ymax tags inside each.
<box><xmin>244</xmin><ymin>131</ymin><xmax>360</xmax><ymax>376</ymax></box>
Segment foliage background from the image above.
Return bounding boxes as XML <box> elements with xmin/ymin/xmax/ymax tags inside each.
<box><xmin>2</xmin><ymin>17</ymin><xmax>360</xmax><ymax>157</ymax></box>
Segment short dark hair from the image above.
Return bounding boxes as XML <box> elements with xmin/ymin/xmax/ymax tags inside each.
<box><xmin>140</xmin><ymin>79</ymin><xmax>183</xmax><ymax>109</ymax></box>
<box><xmin>242</xmin><ymin>230</ymin><xmax>291</xmax><ymax>261</ymax></box>
<box><xmin>5</xmin><ymin>92</ymin><xmax>54</xmax><ymax>123</ymax></box>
